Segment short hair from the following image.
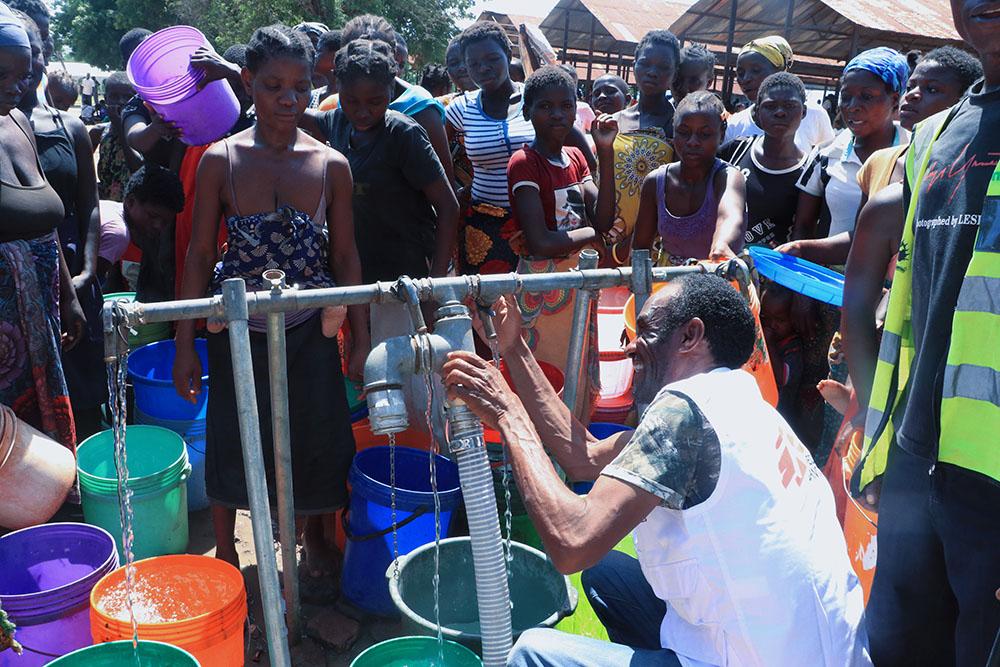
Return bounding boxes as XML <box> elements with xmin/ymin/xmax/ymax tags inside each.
<box><xmin>317</xmin><ymin>29</ymin><xmax>342</xmax><ymax>54</ymax></box>
<box><xmin>594</xmin><ymin>73</ymin><xmax>628</xmax><ymax>96</ymax></box>
<box><xmin>648</xmin><ymin>273</ymin><xmax>756</xmax><ymax>369</ymax></box>
<box><xmin>246</xmin><ymin>24</ymin><xmax>314</xmax><ymax>73</ymax></box>
<box><xmin>680</xmin><ymin>43</ymin><xmax>715</xmax><ymax>72</ymax></box>
<box><xmin>104</xmin><ymin>70</ymin><xmax>132</xmax><ymax>90</ymax></box>
<box><xmin>47</xmin><ymin>69</ymin><xmax>76</xmax><ymax>93</ymax></box>
<box><xmin>906</xmin><ymin>49</ymin><xmax>922</xmax><ymax>69</ymax></box>
<box><xmin>420</xmin><ymin>63</ymin><xmax>449</xmax><ymax>91</ymax></box>
<box><xmin>341</xmin><ymin>14</ymin><xmax>396</xmax><ymax>51</ymax></box>
<box><xmin>558</xmin><ymin>62</ymin><xmax>579</xmax><ymax>83</ymax></box>
<box><xmin>119</xmin><ymin>28</ymin><xmax>151</xmax><ymax>65</ymax></box>
<box><xmin>756</xmin><ymin>71</ymin><xmax>806</xmax><ymax>103</ymax></box>
<box><xmin>634</xmin><ymin>29</ymin><xmax>680</xmax><ymax>65</ymax></box>
<box><xmin>446</xmin><ymin>36</ymin><xmax>462</xmax><ymax>59</ymax></box>
<box><xmin>675</xmin><ymin>89</ymin><xmax>725</xmax><ymax>119</ymax></box>
<box><xmin>458</xmin><ymin>21</ymin><xmax>512</xmax><ymax>61</ymax></box>
<box><xmin>394</xmin><ymin>32</ymin><xmax>408</xmax><ymax>60</ymax></box>
<box><xmin>335</xmin><ymin>38</ymin><xmax>398</xmax><ymax>88</ymax></box>
<box><xmin>222</xmin><ymin>43</ymin><xmax>247</xmax><ymax>68</ymax></box>
<box><xmin>920</xmin><ymin>46</ymin><xmax>983</xmax><ymax>92</ymax></box>
<box><xmin>124</xmin><ymin>165</ymin><xmax>185</xmax><ymax>213</ymax></box>
<box><xmin>522</xmin><ymin>64</ymin><xmax>576</xmax><ymax>119</ymax></box>
<box><xmin>12</xmin><ymin>9</ymin><xmax>40</xmax><ymax>43</ymax></box>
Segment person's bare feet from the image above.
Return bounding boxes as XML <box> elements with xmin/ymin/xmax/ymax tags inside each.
<box><xmin>818</xmin><ymin>379</ymin><xmax>852</xmax><ymax>416</ymax></box>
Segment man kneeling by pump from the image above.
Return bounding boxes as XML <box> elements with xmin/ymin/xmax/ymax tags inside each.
<box><xmin>443</xmin><ymin>273</ymin><xmax>871</xmax><ymax>667</ymax></box>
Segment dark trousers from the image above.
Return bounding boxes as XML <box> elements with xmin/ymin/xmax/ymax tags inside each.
<box><xmin>868</xmin><ymin>446</ymin><xmax>1000</xmax><ymax>666</ymax></box>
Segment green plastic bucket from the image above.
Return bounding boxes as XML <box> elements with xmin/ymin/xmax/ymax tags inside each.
<box><xmin>389</xmin><ymin>537</ymin><xmax>577</xmax><ymax>652</ymax></box>
<box><xmin>350</xmin><ymin>636</ymin><xmax>481</xmax><ymax>667</ymax></box>
<box><xmin>103</xmin><ymin>292</ymin><xmax>171</xmax><ymax>348</ymax></box>
<box><xmin>49</xmin><ymin>640</ymin><xmax>199</xmax><ymax>665</ymax></box>
<box><xmin>77</xmin><ymin>425</ymin><xmax>191</xmax><ymax>560</ymax></box>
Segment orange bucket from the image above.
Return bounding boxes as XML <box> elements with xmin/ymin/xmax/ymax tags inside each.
<box><xmin>623</xmin><ymin>281</ymin><xmax>778</xmax><ymax>407</ymax></box>
<box><xmin>842</xmin><ymin>455</ymin><xmax>878</xmax><ymax>605</ymax></box>
<box><xmin>90</xmin><ymin>554</ymin><xmax>246</xmax><ymax>666</ymax></box>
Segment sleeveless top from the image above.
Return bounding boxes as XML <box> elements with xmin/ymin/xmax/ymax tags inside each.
<box><xmin>33</xmin><ymin>107</ymin><xmax>82</xmax><ymax>268</ymax></box>
<box><xmin>0</xmin><ymin>112</ymin><xmax>64</xmax><ymax>240</ymax></box>
<box><xmin>655</xmin><ymin>158</ymin><xmax>726</xmax><ymax>265</ymax></box>
<box><xmin>211</xmin><ymin>139</ymin><xmax>335</xmax><ymax>330</ymax></box>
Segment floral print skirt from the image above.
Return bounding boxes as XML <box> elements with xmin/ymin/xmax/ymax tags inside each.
<box><xmin>0</xmin><ymin>233</ymin><xmax>76</xmax><ymax>451</ymax></box>
<box><xmin>458</xmin><ymin>202</ymin><xmax>519</xmax><ymax>275</ymax></box>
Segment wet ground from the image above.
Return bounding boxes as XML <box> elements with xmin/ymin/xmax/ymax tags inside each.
<box><xmin>189</xmin><ymin>508</ymin><xmax>402</xmax><ymax>666</ymax></box>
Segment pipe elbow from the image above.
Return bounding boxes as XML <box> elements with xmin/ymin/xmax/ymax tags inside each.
<box><xmin>363</xmin><ymin>335</ymin><xmax>415</xmax><ymax>392</ymax></box>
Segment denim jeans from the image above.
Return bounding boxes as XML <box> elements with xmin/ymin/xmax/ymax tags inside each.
<box><xmin>507</xmin><ymin>551</ymin><xmax>683</xmax><ymax>667</ymax></box>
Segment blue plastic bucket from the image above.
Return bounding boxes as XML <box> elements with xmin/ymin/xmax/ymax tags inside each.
<box><xmin>127</xmin><ymin>339</ymin><xmax>209</xmax><ymax>421</ymax></box>
<box><xmin>572</xmin><ymin>423</ymin><xmax>635</xmax><ymax>494</ymax></box>
<box><xmin>135</xmin><ymin>408</ymin><xmax>209</xmax><ymax>512</ymax></box>
<box><xmin>341</xmin><ymin>446</ymin><xmax>462</xmax><ymax>615</ymax></box>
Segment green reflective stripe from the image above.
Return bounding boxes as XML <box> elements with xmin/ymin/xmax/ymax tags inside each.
<box><xmin>966</xmin><ymin>251</ymin><xmax>1000</xmax><ymax>279</ymax></box>
<box><xmin>955</xmin><ymin>276</ymin><xmax>1000</xmax><ymax>313</ymax></box>
<box><xmin>989</xmin><ymin>166</ymin><xmax>1000</xmax><ymax>198</ymax></box>
<box><xmin>940</xmin><ymin>396</ymin><xmax>1000</xmax><ymax>482</ymax></box>
<box><xmin>947</xmin><ymin>311</ymin><xmax>1000</xmax><ymax>368</ymax></box>
<box><xmin>942</xmin><ymin>363</ymin><xmax>1000</xmax><ymax>402</ymax></box>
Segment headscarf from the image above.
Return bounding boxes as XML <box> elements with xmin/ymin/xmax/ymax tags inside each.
<box><xmin>739</xmin><ymin>36</ymin><xmax>793</xmax><ymax>70</ymax></box>
<box><xmin>0</xmin><ymin>2</ymin><xmax>29</xmax><ymax>50</ymax></box>
<box><xmin>843</xmin><ymin>47</ymin><xmax>909</xmax><ymax>95</ymax></box>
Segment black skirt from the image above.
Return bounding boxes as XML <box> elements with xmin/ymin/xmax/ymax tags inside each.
<box><xmin>205</xmin><ymin>315</ymin><xmax>355</xmax><ymax>513</ymax></box>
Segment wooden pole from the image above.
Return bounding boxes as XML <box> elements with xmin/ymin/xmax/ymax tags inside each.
<box><xmin>722</xmin><ymin>0</ymin><xmax>740</xmax><ymax>105</ymax></box>
<box><xmin>586</xmin><ymin>14</ymin><xmax>596</xmax><ymax>83</ymax></box>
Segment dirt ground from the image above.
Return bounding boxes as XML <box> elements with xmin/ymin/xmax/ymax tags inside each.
<box><xmin>189</xmin><ymin>508</ymin><xmax>403</xmax><ymax>666</ymax></box>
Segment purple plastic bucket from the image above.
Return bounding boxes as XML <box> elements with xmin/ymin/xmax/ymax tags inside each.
<box><xmin>127</xmin><ymin>25</ymin><xmax>239</xmax><ymax>146</ymax></box>
<box><xmin>0</xmin><ymin>523</ymin><xmax>119</xmax><ymax>666</ymax></box>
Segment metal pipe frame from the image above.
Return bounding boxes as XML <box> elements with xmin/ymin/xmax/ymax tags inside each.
<box><xmin>221</xmin><ymin>279</ymin><xmax>292</xmax><ymax>667</ymax></box>
<box><xmin>263</xmin><ymin>270</ymin><xmax>301</xmax><ymax>645</ymax></box>
<box><xmin>102</xmin><ymin>260</ymin><xmax>751</xmax><ymax>662</ymax></box>
<box><xmin>562</xmin><ymin>249</ymin><xmax>601</xmax><ymax>415</ymax></box>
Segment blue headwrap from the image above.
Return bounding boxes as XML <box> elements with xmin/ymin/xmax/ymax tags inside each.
<box><xmin>843</xmin><ymin>47</ymin><xmax>909</xmax><ymax>96</ymax></box>
<box><xmin>0</xmin><ymin>2</ymin><xmax>29</xmax><ymax>50</ymax></box>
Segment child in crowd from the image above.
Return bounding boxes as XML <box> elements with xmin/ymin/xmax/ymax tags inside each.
<box><xmin>445</xmin><ymin>35</ymin><xmax>476</xmax><ymax>93</ymax></box>
<box><xmin>672</xmin><ymin>43</ymin><xmax>715</xmax><ymax>103</ymax></box>
<box><xmin>589</xmin><ymin>73</ymin><xmax>629</xmax><ymax>116</ymax></box>
<box><xmin>173</xmin><ymin>25</ymin><xmax>368</xmax><ymax>608</ymax></box>
<box><xmin>632</xmin><ymin>91</ymin><xmax>746</xmax><ymax>265</ymax></box>
<box><xmin>507</xmin><ymin>66</ymin><xmax>617</xmax><ymax>415</ymax></box>
<box><xmin>314</xmin><ymin>29</ymin><xmax>341</xmax><ymax>110</ymax></box>
<box><xmin>45</xmin><ymin>69</ymin><xmax>77</xmax><ymax>110</ymax></box>
<box><xmin>603</xmin><ymin>30</ymin><xmax>680</xmax><ymax>265</ymax></box>
<box><xmin>309</xmin><ymin>38</ymin><xmax>459</xmax><ymax>284</ymax></box>
<box><xmin>99</xmin><ymin>164</ymin><xmax>184</xmax><ymax>288</ymax></box>
<box><xmin>719</xmin><ymin>72</ymin><xmax>808</xmax><ymax>248</ymax></box>
<box><xmin>97</xmin><ymin>71</ymin><xmax>141</xmax><ymax>201</ymax></box>
<box><xmin>420</xmin><ymin>63</ymin><xmax>451</xmax><ymax>98</ymax></box>
<box><xmin>761</xmin><ymin>283</ymin><xmax>804</xmax><ymax>425</ymax></box>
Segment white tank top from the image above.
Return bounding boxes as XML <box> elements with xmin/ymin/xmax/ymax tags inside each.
<box><xmin>632</xmin><ymin>368</ymin><xmax>870</xmax><ymax>667</ymax></box>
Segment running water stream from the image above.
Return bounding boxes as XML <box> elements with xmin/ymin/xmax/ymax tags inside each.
<box><xmin>487</xmin><ymin>339</ymin><xmax>514</xmax><ymax>576</ymax></box>
<box><xmin>106</xmin><ymin>303</ymin><xmax>140</xmax><ymax>664</ymax></box>
<box><xmin>423</xmin><ymin>376</ymin><xmax>444</xmax><ymax>666</ymax></box>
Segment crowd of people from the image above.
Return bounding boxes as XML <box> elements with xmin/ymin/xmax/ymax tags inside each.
<box><xmin>0</xmin><ymin>0</ymin><xmax>997</xmax><ymax>663</ymax></box>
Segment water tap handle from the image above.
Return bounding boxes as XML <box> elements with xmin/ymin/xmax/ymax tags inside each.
<box><xmin>476</xmin><ymin>301</ymin><xmax>498</xmax><ymax>344</ymax></box>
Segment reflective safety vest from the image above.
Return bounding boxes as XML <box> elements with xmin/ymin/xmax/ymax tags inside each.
<box><xmin>854</xmin><ymin>105</ymin><xmax>1000</xmax><ymax>493</ymax></box>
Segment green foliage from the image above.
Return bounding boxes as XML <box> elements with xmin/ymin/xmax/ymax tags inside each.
<box><xmin>53</xmin><ymin>0</ymin><xmax>470</xmax><ymax>70</ymax></box>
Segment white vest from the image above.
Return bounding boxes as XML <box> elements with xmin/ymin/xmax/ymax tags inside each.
<box><xmin>633</xmin><ymin>369</ymin><xmax>870</xmax><ymax>667</ymax></box>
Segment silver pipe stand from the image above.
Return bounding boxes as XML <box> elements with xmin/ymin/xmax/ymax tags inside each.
<box><xmin>630</xmin><ymin>249</ymin><xmax>654</xmax><ymax>320</ymax></box>
<box><xmin>221</xmin><ymin>279</ymin><xmax>292</xmax><ymax>667</ymax></box>
<box><xmin>263</xmin><ymin>270</ymin><xmax>301</xmax><ymax>645</ymax></box>
<box><xmin>562</xmin><ymin>248</ymin><xmax>600</xmax><ymax>416</ymax></box>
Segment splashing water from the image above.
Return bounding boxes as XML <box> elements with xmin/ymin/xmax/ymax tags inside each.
<box><xmin>423</xmin><ymin>375</ymin><xmax>445</xmax><ymax>664</ymax></box>
<box><xmin>487</xmin><ymin>339</ymin><xmax>514</xmax><ymax>578</ymax></box>
<box><xmin>106</xmin><ymin>303</ymin><xmax>139</xmax><ymax>660</ymax></box>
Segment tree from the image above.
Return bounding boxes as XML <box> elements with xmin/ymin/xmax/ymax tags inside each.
<box><xmin>53</xmin><ymin>0</ymin><xmax>470</xmax><ymax>70</ymax></box>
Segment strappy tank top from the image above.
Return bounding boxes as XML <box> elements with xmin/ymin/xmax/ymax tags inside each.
<box><xmin>212</xmin><ymin>139</ymin><xmax>335</xmax><ymax>330</ymax></box>
<box><xmin>655</xmin><ymin>158</ymin><xmax>726</xmax><ymax>265</ymax></box>
<box><xmin>0</xmin><ymin>112</ymin><xmax>64</xmax><ymax>242</ymax></box>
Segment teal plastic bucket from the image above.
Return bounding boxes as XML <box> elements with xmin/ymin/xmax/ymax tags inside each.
<box><xmin>49</xmin><ymin>640</ymin><xmax>199</xmax><ymax>665</ymax></box>
<box><xmin>389</xmin><ymin>537</ymin><xmax>577</xmax><ymax>651</ymax></box>
<box><xmin>77</xmin><ymin>426</ymin><xmax>191</xmax><ymax>560</ymax></box>
<box><xmin>350</xmin><ymin>636</ymin><xmax>481</xmax><ymax>667</ymax></box>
